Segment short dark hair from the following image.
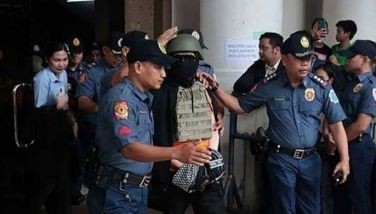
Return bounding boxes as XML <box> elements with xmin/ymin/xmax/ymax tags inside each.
<box><xmin>311</xmin><ymin>18</ymin><xmax>328</xmax><ymax>29</ymax></box>
<box><xmin>336</xmin><ymin>20</ymin><xmax>357</xmax><ymax>40</ymax></box>
<box><xmin>42</xmin><ymin>41</ymin><xmax>69</xmax><ymax>67</ymax></box>
<box><xmin>259</xmin><ymin>32</ymin><xmax>283</xmax><ymax>48</ymax></box>
<box><xmin>315</xmin><ymin>64</ymin><xmax>334</xmax><ymax>79</ymax></box>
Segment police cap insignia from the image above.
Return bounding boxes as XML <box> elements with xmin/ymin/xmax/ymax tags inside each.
<box><xmin>191</xmin><ymin>31</ymin><xmax>200</xmax><ymax>41</ymax></box>
<box><xmin>304</xmin><ymin>88</ymin><xmax>315</xmax><ymax>101</ymax></box>
<box><xmin>329</xmin><ymin>89</ymin><xmax>339</xmax><ymax>104</ymax></box>
<box><xmin>118</xmin><ymin>38</ymin><xmax>123</xmax><ymax>49</ymax></box>
<box><xmin>73</xmin><ymin>38</ymin><xmax>80</xmax><ymax>47</ymax></box>
<box><xmin>33</xmin><ymin>45</ymin><xmax>40</xmax><ymax>52</ymax></box>
<box><xmin>353</xmin><ymin>83</ymin><xmax>363</xmax><ymax>93</ymax></box>
<box><xmin>114</xmin><ymin>101</ymin><xmax>128</xmax><ymax>120</ymax></box>
<box><xmin>300</xmin><ymin>36</ymin><xmax>309</xmax><ymax>48</ymax></box>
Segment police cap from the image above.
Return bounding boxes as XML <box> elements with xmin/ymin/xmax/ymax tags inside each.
<box><xmin>281</xmin><ymin>32</ymin><xmax>314</xmax><ymax>59</ymax></box>
<box><xmin>178</xmin><ymin>28</ymin><xmax>208</xmax><ymax>49</ymax></box>
<box><xmin>67</xmin><ymin>36</ymin><xmax>84</xmax><ymax>53</ymax></box>
<box><xmin>127</xmin><ymin>40</ymin><xmax>176</xmax><ymax>66</ymax></box>
<box><xmin>339</xmin><ymin>40</ymin><xmax>376</xmax><ymax>59</ymax></box>
<box><xmin>106</xmin><ymin>32</ymin><xmax>124</xmax><ymax>55</ymax></box>
<box><xmin>122</xmin><ymin>30</ymin><xmax>149</xmax><ymax>49</ymax></box>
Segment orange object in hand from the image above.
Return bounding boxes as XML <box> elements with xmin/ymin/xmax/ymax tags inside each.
<box><xmin>195</xmin><ymin>139</ymin><xmax>209</xmax><ymax>151</ymax></box>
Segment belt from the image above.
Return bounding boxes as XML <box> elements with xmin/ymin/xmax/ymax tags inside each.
<box><xmin>270</xmin><ymin>142</ymin><xmax>316</xmax><ymax>159</ymax></box>
<box><xmin>96</xmin><ymin>165</ymin><xmax>151</xmax><ymax>189</ymax></box>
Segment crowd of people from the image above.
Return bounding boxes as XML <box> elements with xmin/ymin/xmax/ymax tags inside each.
<box><xmin>6</xmin><ymin>16</ymin><xmax>375</xmax><ymax>214</ymax></box>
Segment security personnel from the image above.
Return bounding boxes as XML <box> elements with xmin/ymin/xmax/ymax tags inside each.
<box><xmin>99</xmin><ymin>27</ymin><xmax>178</xmax><ymax>99</ymax></box>
<box><xmin>65</xmin><ymin>35</ymin><xmax>88</xmax><ymax>205</ymax></box>
<box><xmin>86</xmin><ymin>39</ymin><xmax>211</xmax><ymax>214</ymax></box>
<box><xmin>332</xmin><ymin>40</ymin><xmax>376</xmax><ymax>214</ymax></box>
<box><xmin>31</xmin><ymin>41</ymin><xmax>76</xmax><ymax>214</ymax></box>
<box><xmin>99</xmin><ymin>30</ymin><xmax>149</xmax><ymax>98</ymax></box>
<box><xmin>199</xmin><ymin>32</ymin><xmax>351</xmax><ymax>214</ymax></box>
<box><xmin>75</xmin><ymin>32</ymin><xmax>123</xmax><ymax>202</ymax></box>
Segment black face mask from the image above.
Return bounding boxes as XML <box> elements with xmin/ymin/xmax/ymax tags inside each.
<box><xmin>169</xmin><ymin>58</ymin><xmax>199</xmax><ymax>88</ymax></box>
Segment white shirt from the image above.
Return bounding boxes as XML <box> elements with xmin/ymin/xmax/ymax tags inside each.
<box><xmin>264</xmin><ymin>59</ymin><xmax>281</xmax><ymax>77</ymax></box>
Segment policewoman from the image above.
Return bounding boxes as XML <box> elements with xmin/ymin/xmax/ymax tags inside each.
<box><xmin>333</xmin><ymin>40</ymin><xmax>376</xmax><ymax>214</ymax></box>
<box><xmin>86</xmin><ymin>40</ymin><xmax>211</xmax><ymax>214</ymax></box>
<box><xmin>198</xmin><ymin>32</ymin><xmax>350</xmax><ymax>214</ymax></box>
<box><xmin>31</xmin><ymin>41</ymin><xmax>76</xmax><ymax>214</ymax></box>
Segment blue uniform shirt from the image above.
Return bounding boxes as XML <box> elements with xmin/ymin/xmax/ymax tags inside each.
<box><xmin>96</xmin><ymin>78</ymin><xmax>154</xmax><ymax>175</ymax></box>
<box><xmin>66</xmin><ymin>62</ymin><xmax>87</xmax><ymax>84</ymax></box>
<box><xmin>33</xmin><ymin>67</ymin><xmax>68</xmax><ymax>108</ymax></box>
<box><xmin>335</xmin><ymin>71</ymin><xmax>376</xmax><ymax>133</ymax></box>
<box><xmin>239</xmin><ymin>71</ymin><xmax>346</xmax><ymax>149</ymax></box>
<box><xmin>99</xmin><ymin>69</ymin><xmax>117</xmax><ymax>98</ymax></box>
<box><xmin>76</xmin><ymin>59</ymin><xmax>117</xmax><ymax>124</ymax></box>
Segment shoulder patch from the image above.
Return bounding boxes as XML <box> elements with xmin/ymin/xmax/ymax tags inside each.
<box><xmin>114</xmin><ymin>101</ymin><xmax>128</xmax><ymax>120</ymax></box>
<box><xmin>329</xmin><ymin>89</ymin><xmax>339</xmax><ymax>104</ymax></box>
<box><xmin>310</xmin><ymin>73</ymin><xmax>327</xmax><ymax>87</ymax></box>
<box><xmin>262</xmin><ymin>72</ymin><xmax>278</xmax><ymax>84</ymax></box>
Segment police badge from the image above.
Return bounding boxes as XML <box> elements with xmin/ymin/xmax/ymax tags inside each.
<box><xmin>304</xmin><ymin>88</ymin><xmax>315</xmax><ymax>101</ymax></box>
<box><xmin>353</xmin><ymin>83</ymin><xmax>363</xmax><ymax>93</ymax></box>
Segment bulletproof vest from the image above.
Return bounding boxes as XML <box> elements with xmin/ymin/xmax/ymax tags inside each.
<box><xmin>175</xmin><ymin>81</ymin><xmax>213</xmax><ymax>142</ymax></box>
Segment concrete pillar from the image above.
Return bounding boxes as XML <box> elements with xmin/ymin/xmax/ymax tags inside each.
<box><xmin>171</xmin><ymin>0</ymin><xmax>200</xmax><ymax>29</ymax></box>
<box><xmin>200</xmin><ymin>0</ymin><xmax>283</xmax><ymax>210</ymax></box>
<box><xmin>323</xmin><ymin>0</ymin><xmax>376</xmax><ymax>45</ymax></box>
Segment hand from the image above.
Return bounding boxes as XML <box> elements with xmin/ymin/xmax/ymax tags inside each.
<box><xmin>214</xmin><ymin>113</ymin><xmax>224</xmax><ymax>136</ymax></box>
<box><xmin>172</xmin><ymin>141</ymin><xmax>211</xmax><ymax>166</ymax></box>
<box><xmin>197</xmin><ymin>71</ymin><xmax>217</xmax><ymax>89</ymax></box>
<box><xmin>157</xmin><ymin>26</ymin><xmax>178</xmax><ymax>47</ymax></box>
<box><xmin>332</xmin><ymin>159</ymin><xmax>350</xmax><ymax>184</ymax></box>
<box><xmin>56</xmin><ymin>94</ymin><xmax>69</xmax><ymax>110</ymax></box>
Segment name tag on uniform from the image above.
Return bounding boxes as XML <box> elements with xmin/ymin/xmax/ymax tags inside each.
<box><xmin>273</xmin><ymin>98</ymin><xmax>286</xmax><ymax>101</ymax></box>
<box><xmin>139</xmin><ymin>110</ymin><xmax>148</xmax><ymax>114</ymax></box>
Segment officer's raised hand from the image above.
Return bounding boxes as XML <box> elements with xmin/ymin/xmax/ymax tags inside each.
<box><xmin>172</xmin><ymin>142</ymin><xmax>212</xmax><ymax>166</ymax></box>
<box><xmin>197</xmin><ymin>71</ymin><xmax>217</xmax><ymax>89</ymax></box>
<box><xmin>157</xmin><ymin>26</ymin><xmax>178</xmax><ymax>47</ymax></box>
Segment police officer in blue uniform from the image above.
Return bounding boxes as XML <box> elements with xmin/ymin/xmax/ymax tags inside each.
<box><xmin>86</xmin><ymin>40</ymin><xmax>212</xmax><ymax>214</ymax></box>
<box><xmin>74</xmin><ymin>32</ymin><xmax>123</xmax><ymax>203</ymax></box>
<box><xmin>332</xmin><ymin>40</ymin><xmax>376</xmax><ymax>214</ymax></box>
<box><xmin>99</xmin><ymin>30</ymin><xmax>149</xmax><ymax>99</ymax></box>
<box><xmin>199</xmin><ymin>32</ymin><xmax>351</xmax><ymax>214</ymax></box>
<box><xmin>31</xmin><ymin>41</ymin><xmax>76</xmax><ymax>214</ymax></box>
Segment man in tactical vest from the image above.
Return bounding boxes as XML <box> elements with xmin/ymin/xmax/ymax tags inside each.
<box><xmin>151</xmin><ymin>34</ymin><xmax>225</xmax><ymax>214</ymax></box>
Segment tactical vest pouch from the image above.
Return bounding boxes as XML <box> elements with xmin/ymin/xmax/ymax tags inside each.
<box><xmin>175</xmin><ymin>82</ymin><xmax>213</xmax><ymax>141</ymax></box>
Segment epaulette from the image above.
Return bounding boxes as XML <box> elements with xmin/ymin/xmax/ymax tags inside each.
<box><xmin>308</xmin><ymin>72</ymin><xmax>326</xmax><ymax>88</ymax></box>
<box><xmin>262</xmin><ymin>72</ymin><xmax>278</xmax><ymax>84</ymax></box>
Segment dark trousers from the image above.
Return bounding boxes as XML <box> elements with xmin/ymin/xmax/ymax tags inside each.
<box><xmin>166</xmin><ymin>182</ymin><xmax>225</xmax><ymax>214</ymax></box>
<box><xmin>28</xmin><ymin>150</ymin><xmax>71</xmax><ymax>214</ymax></box>
<box><xmin>72</xmin><ymin>121</ymin><xmax>96</xmax><ymax>195</ymax></box>
<box><xmin>267</xmin><ymin>150</ymin><xmax>321</xmax><ymax>214</ymax></box>
<box><xmin>333</xmin><ymin>135</ymin><xmax>376</xmax><ymax>214</ymax></box>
